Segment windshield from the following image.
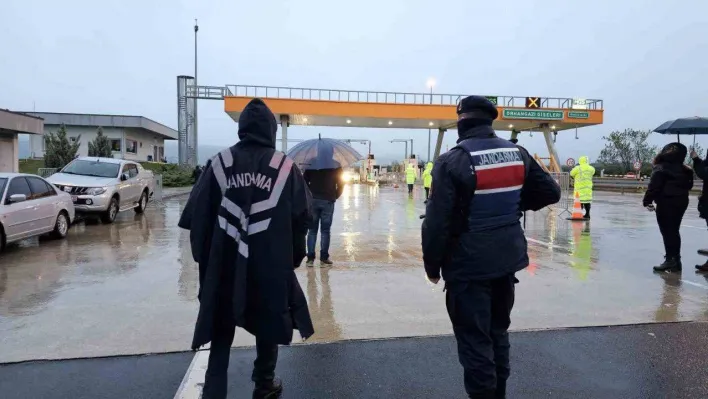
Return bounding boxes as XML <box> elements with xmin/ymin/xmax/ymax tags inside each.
<box><xmin>61</xmin><ymin>160</ymin><xmax>121</xmax><ymax>178</ymax></box>
<box><xmin>0</xmin><ymin>178</ymin><xmax>6</xmax><ymax>199</ymax></box>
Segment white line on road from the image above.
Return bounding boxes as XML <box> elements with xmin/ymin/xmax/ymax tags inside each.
<box><xmin>680</xmin><ymin>279</ymin><xmax>708</xmax><ymax>290</ymax></box>
<box><xmin>525</xmin><ymin>237</ymin><xmax>570</xmax><ymax>250</ymax></box>
<box><xmin>174</xmin><ymin>350</ymin><xmax>209</xmax><ymax>399</ymax></box>
<box><xmin>682</xmin><ymin>224</ymin><xmax>706</xmax><ymax>229</ymax></box>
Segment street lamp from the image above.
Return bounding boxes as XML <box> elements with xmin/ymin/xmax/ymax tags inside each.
<box><xmin>426</xmin><ymin>78</ymin><xmax>436</xmax><ymax>162</ymax></box>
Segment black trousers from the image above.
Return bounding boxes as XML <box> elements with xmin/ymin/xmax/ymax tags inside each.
<box><xmin>408</xmin><ymin>184</ymin><xmax>414</xmax><ymax>194</ymax></box>
<box><xmin>446</xmin><ymin>275</ymin><xmax>517</xmax><ymax>397</ymax></box>
<box><xmin>581</xmin><ymin>203</ymin><xmax>591</xmax><ymax>217</ymax></box>
<box><xmin>425</xmin><ymin>187</ymin><xmax>430</xmax><ymax>200</ymax></box>
<box><xmin>656</xmin><ymin>197</ymin><xmax>689</xmax><ymax>258</ymax></box>
<box><xmin>202</xmin><ymin>321</ymin><xmax>279</xmax><ymax>399</ymax></box>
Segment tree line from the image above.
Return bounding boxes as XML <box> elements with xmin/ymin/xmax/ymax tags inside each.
<box><xmin>593</xmin><ymin>128</ymin><xmax>703</xmax><ymax>176</ymax></box>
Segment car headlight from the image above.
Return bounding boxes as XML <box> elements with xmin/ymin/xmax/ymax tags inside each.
<box><xmin>86</xmin><ymin>187</ymin><xmax>107</xmax><ymax>196</ymax></box>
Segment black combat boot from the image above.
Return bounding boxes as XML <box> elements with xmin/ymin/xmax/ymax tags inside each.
<box><xmin>653</xmin><ymin>256</ymin><xmax>682</xmax><ymax>272</ymax></box>
<box><xmin>496</xmin><ymin>379</ymin><xmax>507</xmax><ymax>399</ymax></box>
<box><xmin>252</xmin><ymin>378</ymin><xmax>283</xmax><ymax>399</ymax></box>
<box><xmin>469</xmin><ymin>389</ymin><xmax>496</xmax><ymax>399</ymax></box>
<box><xmin>696</xmin><ymin>261</ymin><xmax>708</xmax><ymax>272</ymax></box>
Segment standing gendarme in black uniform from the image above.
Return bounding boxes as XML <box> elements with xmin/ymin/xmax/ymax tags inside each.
<box><xmin>178</xmin><ymin>99</ymin><xmax>314</xmax><ymax>399</ymax></box>
<box><xmin>422</xmin><ymin>96</ymin><xmax>561</xmax><ymax>399</ymax></box>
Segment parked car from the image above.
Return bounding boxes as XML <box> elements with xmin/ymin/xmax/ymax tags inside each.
<box><xmin>0</xmin><ymin>173</ymin><xmax>75</xmax><ymax>252</ymax></box>
<box><xmin>47</xmin><ymin>157</ymin><xmax>155</xmax><ymax>224</ymax></box>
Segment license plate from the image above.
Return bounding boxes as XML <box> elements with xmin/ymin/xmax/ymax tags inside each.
<box><xmin>71</xmin><ymin>196</ymin><xmax>78</xmax><ymax>203</ymax></box>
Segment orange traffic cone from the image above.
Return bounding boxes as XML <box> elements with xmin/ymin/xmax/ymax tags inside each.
<box><xmin>567</xmin><ymin>192</ymin><xmax>586</xmax><ymax>221</ymax></box>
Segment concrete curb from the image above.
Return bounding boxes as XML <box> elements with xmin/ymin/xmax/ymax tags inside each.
<box><xmin>161</xmin><ymin>188</ymin><xmax>193</xmax><ymax>200</ymax></box>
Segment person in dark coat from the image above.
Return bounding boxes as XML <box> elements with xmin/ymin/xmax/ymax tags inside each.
<box><xmin>422</xmin><ymin>96</ymin><xmax>561</xmax><ymax>399</ymax></box>
<box><xmin>303</xmin><ymin>148</ymin><xmax>343</xmax><ymax>266</ymax></box>
<box><xmin>690</xmin><ymin>149</ymin><xmax>708</xmax><ymax>271</ymax></box>
<box><xmin>178</xmin><ymin>98</ymin><xmax>314</xmax><ymax>399</ymax></box>
<box><xmin>643</xmin><ymin>142</ymin><xmax>694</xmax><ymax>272</ymax></box>
<box><xmin>192</xmin><ymin>165</ymin><xmax>203</xmax><ymax>184</ymax></box>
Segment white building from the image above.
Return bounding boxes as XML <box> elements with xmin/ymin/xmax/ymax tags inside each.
<box><xmin>0</xmin><ymin>109</ymin><xmax>43</xmax><ymax>173</ymax></box>
<box><xmin>25</xmin><ymin>112</ymin><xmax>177</xmax><ymax>162</ymax></box>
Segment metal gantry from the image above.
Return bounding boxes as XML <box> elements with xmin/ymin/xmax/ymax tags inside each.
<box><xmin>176</xmin><ymin>80</ymin><xmax>604</xmax><ymax>167</ymax></box>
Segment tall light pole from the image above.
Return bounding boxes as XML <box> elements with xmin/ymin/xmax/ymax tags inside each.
<box><xmin>426</xmin><ymin>78</ymin><xmax>436</xmax><ymax>162</ymax></box>
<box><xmin>193</xmin><ymin>19</ymin><xmax>199</xmax><ymax>165</ymax></box>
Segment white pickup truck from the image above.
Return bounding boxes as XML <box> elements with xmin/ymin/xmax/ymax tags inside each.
<box><xmin>47</xmin><ymin>157</ymin><xmax>155</xmax><ymax>223</ymax></box>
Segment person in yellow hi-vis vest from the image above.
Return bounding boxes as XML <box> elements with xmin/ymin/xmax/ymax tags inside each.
<box><xmin>406</xmin><ymin>163</ymin><xmax>417</xmax><ymax>196</ymax></box>
<box><xmin>570</xmin><ymin>156</ymin><xmax>596</xmax><ymax>219</ymax></box>
<box><xmin>422</xmin><ymin>162</ymin><xmax>433</xmax><ymax>202</ymax></box>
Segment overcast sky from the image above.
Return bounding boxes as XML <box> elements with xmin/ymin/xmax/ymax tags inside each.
<box><xmin>2</xmin><ymin>0</ymin><xmax>707</xmax><ymax>164</ymax></box>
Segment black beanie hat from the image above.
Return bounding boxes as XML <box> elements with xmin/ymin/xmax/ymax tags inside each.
<box><xmin>456</xmin><ymin>95</ymin><xmax>498</xmax><ymax>132</ymax></box>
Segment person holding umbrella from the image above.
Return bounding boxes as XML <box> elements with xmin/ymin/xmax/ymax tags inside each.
<box><xmin>691</xmin><ymin>149</ymin><xmax>708</xmax><ymax>271</ymax></box>
<box><xmin>643</xmin><ymin>143</ymin><xmax>694</xmax><ymax>272</ymax></box>
<box><xmin>288</xmin><ymin>137</ymin><xmax>364</xmax><ymax>266</ymax></box>
<box><xmin>654</xmin><ymin>117</ymin><xmax>708</xmax><ymax>271</ymax></box>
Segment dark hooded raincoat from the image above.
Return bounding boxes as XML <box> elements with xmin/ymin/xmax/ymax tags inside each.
<box><xmin>178</xmin><ymin>99</ymin><xmax>314</xmax><ymax>350</ymax></box>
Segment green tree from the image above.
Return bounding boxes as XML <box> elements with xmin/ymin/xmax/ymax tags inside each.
<box><xmin>597</xmin><ymin>129</ymin><xmax>657</xmax><ymax>173</ymax></box>
<box><xmin>88</xmin><ymin>127</ymin><xmax>113</xmax><ymax>158</ymax></box>
<box><xmin>44</xmin><ymin>124</ymin><xmax>80</xmax><ymax>169</ymax></box>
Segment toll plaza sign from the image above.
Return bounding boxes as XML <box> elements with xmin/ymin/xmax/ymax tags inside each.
<box><xmin>568</xmin><ymin>111</ymin><xmax>590</xmax><ymax>119</ymax></box>
<box><xmin>485</xmin><ymin>96</ymin><xmax>498</xmax><ymax>105</ymax></box>
<box><xmin>502</xmin><ymin>109</ymin><xmax>564</xmax><ymax>120</ymax></box>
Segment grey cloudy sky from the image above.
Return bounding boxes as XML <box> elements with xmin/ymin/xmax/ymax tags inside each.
<box><xmin>2</xmin><ymin>0</ymin><xmax>707</xmax><ymax>164</ymax></box>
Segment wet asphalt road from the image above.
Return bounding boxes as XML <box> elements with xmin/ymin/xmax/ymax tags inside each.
<box><xmin>3</xmin><ymin>186</ymin><xmax>708</xmax><ymax>364</ymax></box>
<box><xmin>3</xmin><ymin>322</ymin><xmax>708</xmax><ymax>399</ymax></box>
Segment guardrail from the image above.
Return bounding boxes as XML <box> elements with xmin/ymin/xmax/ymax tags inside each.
<box><xmin>591</xmin><ymin>178</ymin><xmax>702</xmax><ymax>192</ymax></box>
<box><xmin>186</xmin><ymin>83</ymin><xmax>603</xmax><ymax>110</ymax></box>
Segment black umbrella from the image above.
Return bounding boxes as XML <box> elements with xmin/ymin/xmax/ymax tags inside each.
<box><xmin>654</xmin><ymin>117</ymin><xmax>708</xmax><ymax>145</ymax></box>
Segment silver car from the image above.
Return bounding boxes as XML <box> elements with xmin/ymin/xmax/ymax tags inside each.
<box><xmin>47</xmin><ymin>157</ymin><xmax>155</xmax><ymax>224</ymax></box>
<box><xmin>0</xmin><ymin>173</ymin><xmax>75</xmax><ymax>252</ymax></box>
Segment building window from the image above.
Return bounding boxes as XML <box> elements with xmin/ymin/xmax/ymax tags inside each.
<box><xmin>110</xmin><ymin>139</ymin><xmax>121</xmax><ymax>152</ymax></box>
<box><xmin>126</xmin><ymin>139</ymin><xmax>138</xmax><ymax>154</ymax></box>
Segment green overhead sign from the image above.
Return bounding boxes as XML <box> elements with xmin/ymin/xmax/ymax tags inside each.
<box><xmin>568</xmin><ymin>111</ymin><xmax>590</xmax><ymax>119</ymax></box>
<box><xmin>485</xmin><ymin>96</ymin><xmax>498</xmax><ymax>105</ymax></box>
<box><xmin>502</xmin><ymin>109</ymin><xmax>564</xmax><ymax>120</ymax></box>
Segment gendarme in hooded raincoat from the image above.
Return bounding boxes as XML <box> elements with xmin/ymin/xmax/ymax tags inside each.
<box><xmin>570</xmin><ymin>156</ymin><xmax>596</xmax><ymax>203</ymax></box>
<box><xmin>178</xmin><ymin>98</ymin><xmax>314</xmax><ymax>350</ymax></box>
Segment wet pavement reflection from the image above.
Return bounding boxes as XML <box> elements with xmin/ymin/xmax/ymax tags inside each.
<box><xmin>3</xmin><ymin>187</ymin><xmax>708</xmax><ymax>362</ymax></box>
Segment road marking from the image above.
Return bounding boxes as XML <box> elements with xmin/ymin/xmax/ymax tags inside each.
<box><xmin>525</xmin><ymin>237</ymin><xmax>569</xmax><ymax>250</ymax></box>
<box><xmin>174</xmin><ymin>350</ymin><xmax>209</xmax><ymax>399</ymax></box>
<box><xmin>680</xmin><ymin>279</ymin><xmax>708</xmax><ymax>290</ymax></box>
<box><xmin>682</xmin><ymin>224</ymin><xmax>706</xmax><ymax>230</ymax></box>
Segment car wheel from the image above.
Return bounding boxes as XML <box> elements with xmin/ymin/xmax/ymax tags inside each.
<box><xmin>52</xmin><ymin>212</ymin><xmax>70</xmax><ymax>239</ymax></box>
<box><xmin>0</xmin><ymin>225</ymin><xmax>5</xmax><ymax>253</ymax></box>
<box><xmin>134</xmin><ymin>190</ymin><xmax>149</xmax><ymax>214</ymax></box>
<box><xmin>101</xmin><ymin>197</ymin><xmax>119</xmax><ymax>224</ymax></box>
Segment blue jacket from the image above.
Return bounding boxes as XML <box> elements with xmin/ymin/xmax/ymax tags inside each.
<box><xmin>422</xmin><ymin>125</ymin><xmax>561</xmax><ymax>282</ymax></box>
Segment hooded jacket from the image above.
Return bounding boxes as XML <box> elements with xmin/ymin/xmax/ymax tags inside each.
<box><xmin>178</xmin><ymin>98</ymin><xmax>314</xmax><ymax>349</ymax></box>
<box><xmin>422</xmin><ymin>162</ymin><xmax>433</xmax><ymax>188</ymax></box>
<box><xmin>570</xmin><ymin>156</ymin><xmax>596</xmax><ymax>203</ymax></box>
<box><xmin>406</xmin><ymin>164</ymin><xmax>417</xmax><ymax>184</ymax></box>
<box><xmin>643</xmin><ymin>143</ymin><xmax>694</xmax><ymax>206</ymax></box>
